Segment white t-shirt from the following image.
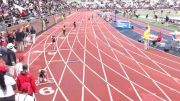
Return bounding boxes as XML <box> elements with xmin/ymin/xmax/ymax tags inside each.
<box><xmin>16</xmin><ymin>62</ymin><xmax>23</xmax><ymax>76</ymax></box>
<box><xmin>15</xmin><ymin>93</ymin><xmax>34</xmax><ymax>101</ymax></box>
<box><xmin>0</xmin><ymin>75</ymin><xmax>16</xmax><ymax>97</ymax></box>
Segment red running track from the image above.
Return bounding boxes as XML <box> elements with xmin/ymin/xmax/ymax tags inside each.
<box><xmin>23</xmin><ymin>11</ymin><xmax>180</xmax><ymax>101</ymax></box>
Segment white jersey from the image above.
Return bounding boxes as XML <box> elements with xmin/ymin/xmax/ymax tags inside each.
<box><xmin>15</xmin><ymin>62</ymin><xmax>23</xmax><ymax>76</ymax></box>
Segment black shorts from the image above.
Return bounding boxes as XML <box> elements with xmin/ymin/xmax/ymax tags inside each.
<box><xmin>0</xmin><ymin>95</ymin><xmax>15</xmax><ymax>101</ymax></box>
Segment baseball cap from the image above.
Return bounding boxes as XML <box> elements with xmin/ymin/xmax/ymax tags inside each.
<box><xmin>6</xmin><ymin>43</ymin><xmax>16</xmax><ymax>53</ymax></box>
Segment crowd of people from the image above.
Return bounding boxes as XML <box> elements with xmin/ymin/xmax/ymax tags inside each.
<box><xmin>0</xmin><ymin>23</ymin><xmax>38</xmax><ymax>101</ymax></box>
<box><xmin>0</xmin><ymin>54</ymin><xmax>36</xmax><ymax>101</ymax></box>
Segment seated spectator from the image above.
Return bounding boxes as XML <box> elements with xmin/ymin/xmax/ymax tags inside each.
<box><xmin>16</xmin><ymin>64</ymin><xmax>36</xmax><ymax>96</ymax></box>
<box><xmin>152</xmin><ymin>32</ymin><xmax>163</xmax><ymax>46</ymax></box>
<box><xmin>0</xmin><ymin>58</ymin><xmax>16</xmax><ymax>101</ymax></box>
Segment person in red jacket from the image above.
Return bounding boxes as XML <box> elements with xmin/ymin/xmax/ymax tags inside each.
<box><xmin>152</xmin><ymin>32</ymin><xmax>163</xmax><ymax>46</ymax></box>
<box><xmin>16</xmin><ymin>64</ymin><xmax>36</xmax><ymax>96</ymax></box>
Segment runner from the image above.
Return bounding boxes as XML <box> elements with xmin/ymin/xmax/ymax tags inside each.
<box><xmin>51</xmin><ymin>36</ymin><xmax>56</xmax><ymax>50</ymax></box>
<box><xmin>62</xmin><ymin>25</ymin><xmax>66</xmax><ymax>36</ymax></box>
<box><xmin>73</xmin><ymin>22</ymin><xmax>76</xmax><ymax>28</ymax></box>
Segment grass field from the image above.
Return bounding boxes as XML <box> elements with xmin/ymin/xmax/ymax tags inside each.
<box><xmin>118</xmin><ymin>9</ymin><xmax>180</xmax><ymax>32</ymax></box>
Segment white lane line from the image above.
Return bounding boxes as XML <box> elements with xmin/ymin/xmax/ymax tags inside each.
<box><xmin>96</xmin><ymin>18</ymin><xmax>180</xmax><ymax>81</ymax></box>
<box><xmin>90</xmin><ymin>15</ymin><xmax>113</xmax><ymax>101</ymax></box>
<box><xmin>97</xmin><ymin>17</ymin><xmax>171</xmax><ymax>101</ymax></box>
<box><xmin>85</xmin><ymin>35</ymin><xmax>180</xmax><ymax>95</ymax></box>
<box><xmin>75</xmin><ymin>37</ymin><xmax>166</xmax><ymax>101</ymax></box>
<box><xmin>93</xmin><ymin>17</ymin><xmax>142</xmax><ymax>101</ymax></box>
<box><xmin>101</xmin><ymin>18</ymin><xmax>180</xmax><ymax>84</ymax></box>
<box><xmin>105</xmin><ymin>20</ymin><xmax>180</xmax><ymax>69</ymax></box>
<box><xmin>95</xmin><ymin>33</ymin><xmax>180</xmax><ymax>81</ymax></box>
<box><xmin>81</xmin><ymin>12</ymin><xmax>87</xmax><ymax>101</ymax></box>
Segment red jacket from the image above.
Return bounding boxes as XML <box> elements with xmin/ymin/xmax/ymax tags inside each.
<box><xmin>16</xmin><ymin>73</ymin><xmax>36</xmax><ymax>94</ymax></box>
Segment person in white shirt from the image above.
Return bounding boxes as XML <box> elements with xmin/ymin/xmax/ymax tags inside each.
<box><xmin>15</xmin><ymin>54</ymin><xmax>24</xmax><ymax>76</ymax></box>
<box><xmin>15</xmin><ymin>93</ymin><xmax>34</xmax><ymax>101</ymax></box>
<box><xmin>0</xmin><ymin>64</ymin><xmax>16</xmax><ymax>101</ymax></box>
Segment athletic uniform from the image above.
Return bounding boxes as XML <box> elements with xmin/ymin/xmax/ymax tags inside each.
<box><xmin>52</xmin><ymin>37</ymin><xmax>56</xmax><ymax>50</ymax></box>
<box><xmin>62</xmin><ymin>27</ymin><xmax>66</xmax><ymax>36</ymax></box>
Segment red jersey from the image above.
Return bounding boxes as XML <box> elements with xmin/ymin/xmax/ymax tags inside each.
<box><xmin>16</xmin><ymin>73</ymin><xmax>36</xmax><ymax>94</ymax></box>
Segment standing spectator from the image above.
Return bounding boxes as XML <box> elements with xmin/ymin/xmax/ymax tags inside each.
<box><xmin>5</xmin><ymin>43</ymin><xmax>16</xmax><ymax>76</ymax></box>
<box><xmin>0</xmin><ymin>32</ymin><xmax>3</xmax><ymax>47</ymax></box>
<box><xmin>165</xmin><ymin>15</ymin><xmax>169</xmax><ymax>26</ymax></box>
<box><xmin>30</xmin><ymin>26</ymin><xmax>36</xmax><ymax>44</ymax></box>
<box><xmin>16</xmin><ymin>64</ymin><xmax>36</xmax><ymax>96</ymax></box>
<box><xmin>6</xmin><ymin>33</ymin><xmax>15</xmax><ymax>44</ymax></box>
<box><xmin>15</xmin><ymin>54</ymin><xmax>24</xmax><ymax>77</ymax></box>
<box><xmin>0</xmin><ymin>59</ymin><xmax>16</xmax><ymax>101</ymax></box>
<box><xmin>15</xmin><ymin>29</ymin><xmax>25</xmax><ymax>52</ymax></box>
<box><xmin>143</xmin><ymin>25</ymin><xmax>151</xmax><ymax>50</ymax></box>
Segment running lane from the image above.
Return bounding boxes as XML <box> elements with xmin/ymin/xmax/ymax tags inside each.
<box><xmin>25</xmin><ymin>11</ymin><xmax>180</xmax><ymax>101</ymax></box>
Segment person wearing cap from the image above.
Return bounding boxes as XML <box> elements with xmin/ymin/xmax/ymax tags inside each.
<box><xmin>5</xmin><ymin>43</ymin><xmax>17</xmax><ymax>76</ymax></box>
<box><xmin>16</xmin><ymin>64</ymin><xmax>36</xmax><ymax>96</ymax></box>
<box><xmin>0</xmin><ymin>56</ymin><xmax>16</xmax><ymax>101</ymax></box>
<box><xmin>143</xmin><ymin>25</ymin><xmax>151</xmax><ymax>50</ymax></box>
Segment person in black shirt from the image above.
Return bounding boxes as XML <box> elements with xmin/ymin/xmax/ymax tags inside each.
<box><xmin>15</xmin><ymin>29</ymin><xmax>25</xmax><ymax>52</ymax></box>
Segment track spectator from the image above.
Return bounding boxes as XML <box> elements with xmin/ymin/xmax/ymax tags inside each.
<box><xmin>15</xmin><ymin>29</ymin><xmax>25</xmax><ymax>52</ymax></box>
<box><xmin>5</xmin><ymin>43</ymin><xmax>16</xmax><ymax>76</ymax></box>
<box><xmin>0</xmin><ymin>59</ymin><xmax>16</xmax><ymax>101</ymax></box>
<box><xmin>30</xmin><ymin>26</ymin><xmax>36</xmax><ymax>44</ymax></box>
<box><xmin>6</xmin><ymin>33</ymin><xmax>15</xmax><ymax>44</ymax></box>
<box><xmin>16</xmin><ymin>64</ymin><xmax>36</xmax><ymax>96</ymax></box>
<box><xmin>15</xmin><ymin>91</ymin><xmax>34</xmax><ymax>101</ymax></box>
<box><xmin>15</xmin><ymin>54</ymin><xmax>24</xmax><ymax>77</ymax></box>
